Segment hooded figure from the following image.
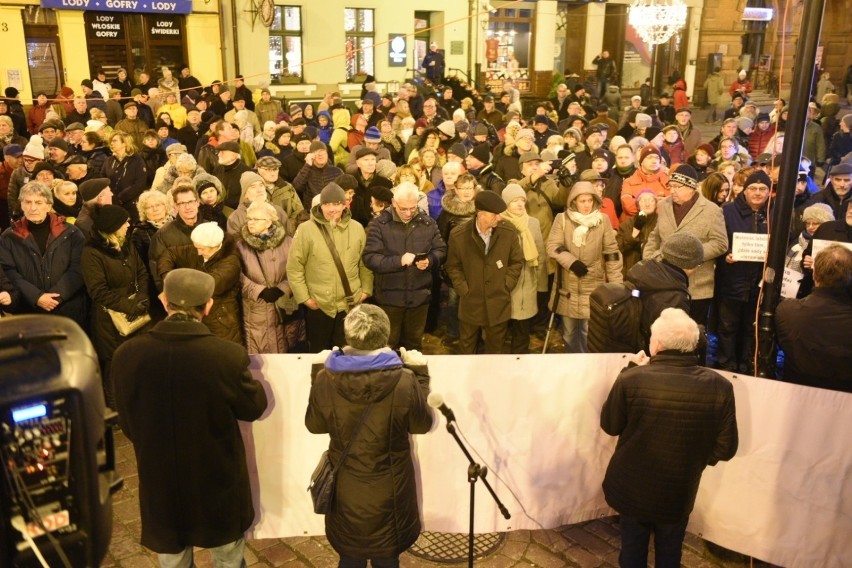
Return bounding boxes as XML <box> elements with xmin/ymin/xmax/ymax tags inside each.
<box><xmin>546</xmin><ymin>181</ymin><xmax>623</xmax><ymax>352</ymax></box>
<box><xmin>328</xmin><ymin>107</ymin><xmax>352</xmax><ymax>168</ymax></box>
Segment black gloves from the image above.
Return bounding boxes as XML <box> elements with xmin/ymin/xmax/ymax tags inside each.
<box><xmin>633</xmin><ymin>212</ymin><xmax>648</xmax><ymax>230</ymax></box>
<box><xmin>259</xmin><ymin>287</ymin><xmax>285</xmax><ymax>303</ymax></box>
<box><xmin>569</xmin><ymin>260</ymin><xmax>589</xmax><ymax>277</ymax></box>
<box><xmin>127</xmin><ymin>299</ymin><xmax>149</xmax><ymax>321</ymax></box>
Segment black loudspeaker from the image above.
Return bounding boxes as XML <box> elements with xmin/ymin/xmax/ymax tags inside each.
<box><xmin>0</xmin><ymin>315</ymin><xmax>122</xmax><ymax>567</ymax></box>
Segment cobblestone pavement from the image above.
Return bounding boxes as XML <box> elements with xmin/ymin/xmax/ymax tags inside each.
<box><xmin>102</xmin><ymin>94</ymin><xmax>800</xmax><ymax>567</ymax></box>
<box><xmin>104</xmin><ymin>426</ymin><xmax>778</xmax><ymax>567</ymax></box>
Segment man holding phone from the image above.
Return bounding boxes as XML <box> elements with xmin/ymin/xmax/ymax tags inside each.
<box><xmin>363</xmin><ymin>182</ymin><xmax>447</xmax><ymax>350</ymax></box>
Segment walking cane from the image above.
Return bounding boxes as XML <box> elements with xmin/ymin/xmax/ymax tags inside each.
<box><xmin>541</xmin><ymin>265</ymin><xmax>562</xmax><ymax>354</ymax></box>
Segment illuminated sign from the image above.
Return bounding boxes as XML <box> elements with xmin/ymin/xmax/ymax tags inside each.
<box><xmin>742</xmin><ymin>7</ymin><xmax>774</xmax><ymax>21</ymax></box>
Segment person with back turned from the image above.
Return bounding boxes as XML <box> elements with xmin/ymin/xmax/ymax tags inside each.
<box><xmin>113</xmin><ymin>268</ymin><xmax>268</xmax><ymax>567</ymax></box>
<box><xmin>601</xmin><ymin>308</ymin><xmax>738</xmax><ymax>568</ymax></box>
<box><xmin>306</xmin><ymin>304</ymin><xmax>433</xmax><ymax>568</ymax></box>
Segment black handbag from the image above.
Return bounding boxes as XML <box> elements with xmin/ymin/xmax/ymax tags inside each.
<box><xmin>309</xmin><ymin>403</ymin><xmax>373</xmax><ymax>514</ymax></box>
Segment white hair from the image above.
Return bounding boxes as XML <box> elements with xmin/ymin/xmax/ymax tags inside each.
<box><xmin>246</xmin><ymin>200</ymin><xmax>277</xmax><ymax>220</ymax></box>
<box><xmin>650</xmin><ymin>308</ymin><xmax>699</xmax><ymax>353</ymax></box>
<box><xmin>442</xmin><ymin>161</ymin><xmax>462</xmax><ymax>175</ymax></box>
<box><xmin>392</xmin><ymin>182</ymin><xmax>420</xmax><ymax>202</ymax></box>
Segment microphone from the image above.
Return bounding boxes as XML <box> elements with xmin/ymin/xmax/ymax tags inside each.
<box><xmin>427</xmin><ymin>392</ymin><xmax>456</xmax><ymax>423</ymax></box>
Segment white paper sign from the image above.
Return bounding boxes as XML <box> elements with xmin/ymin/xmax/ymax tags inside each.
<box><xmin>812</xmin><ymin>238</ymin><xmax>852</xmax><ymax>259</ymax></box>
<box><xmin>731</xmin><ymin>232</ymin><xmax>769</xmax><ymax>262</ymax></box>
<box><xmin>781</xmin><ymin>267</ymin><xmax>802</xmax><ymax>299</ymax></box>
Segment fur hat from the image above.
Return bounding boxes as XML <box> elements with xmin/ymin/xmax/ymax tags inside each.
<box><xmin>669</xmin><ymin>164</ymin><xmax>698</xmax><ymax>189</ymax></box>
<box><xmin>802</xmin><ymin>203</ymin><xmax>834</xmax><ymax>224</ymax></box>
<box><xmin>190</xmin><ymin>222</ymin><xmax>224</xmax><ymax>248</ymax></box>
<box><xmin>501</xmin><ymin>183</ymin><xmax>526</xmax><ymax>205</ymax></box>
<box><xmin>164</xmin><ymin>268</ymin><xmax>215</xmax><ymax>308</ymax></box>
<box><xmin>662</xmin><ymin>232</ymin><xmax>704</xmax><ymax>270</ymax></box>
<box><xmin>91</xmin><ymin>204</ymin><xmax>129</xmax><ymax>234</ymax></box>
<box><xmin>320</xmin><ymin>182</ymin><xmax>346</xmax><ymax>204</ymax></box>
<box><xmin>635</xmin><ymin>113</ymin><xmax>653</xmax><ymax>129</ymax></box>
<box><xmin>343</xmin><ymin>304</ymin><xmax>391</xmax><ymax>350</ymax></box>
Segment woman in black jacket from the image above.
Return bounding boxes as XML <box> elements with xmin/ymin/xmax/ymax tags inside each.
<box><xmin>306</xmin><ymin>305</ymin><xmax>433</xmax><ymax>568</ymax></box>
<box><xmin>81</xmin><ymin>204</ymin><xmax>150</xmax><ymax>406</ymax></box>
<box><xmin>102</xmin><ymin>131</ymin><xmax>147</xmax><ymax>222</ymax></box>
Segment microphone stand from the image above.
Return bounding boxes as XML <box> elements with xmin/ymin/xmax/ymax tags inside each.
<box><xmin>443</xmin><ymin>420</ymin><xmax>510</xmax><ymax>567</ymax></box>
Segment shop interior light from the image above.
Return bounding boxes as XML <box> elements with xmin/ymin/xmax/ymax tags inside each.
<box><xmin>628</xmin><ymin>0</ymin><xmax>688</xmax><ymax>45</ymax></box>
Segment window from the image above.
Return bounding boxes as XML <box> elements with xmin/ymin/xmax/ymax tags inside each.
<box><xmin>344</xmin><ymin>8</ymin><xmax>374</xmax><ymax>80</ymax></box>
<box><xmin>269</xmin><ymin>6</ymin><xmax>303</xmax><ymax>83</ymax></box>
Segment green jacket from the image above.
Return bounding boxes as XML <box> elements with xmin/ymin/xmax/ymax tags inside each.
<box><xmin>286</xmin><ymin>206</ymin><xmax>373</xmax><ymax>317</ymax></box>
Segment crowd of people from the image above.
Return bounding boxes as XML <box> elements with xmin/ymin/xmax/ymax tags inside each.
<box><xmin>0</xmin><ymin>64</ymin><xmax>851</xmax><ymax>398</ymax></box>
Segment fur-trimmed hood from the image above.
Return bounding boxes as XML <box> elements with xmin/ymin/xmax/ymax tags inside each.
<box><xmin>239</xmin><ymin>220</ymin><xmax>287</xmax><ymax>251</ymax></box>
<box><xmin>440</xmin><ymin>188</ymin><xmax>477</xmax><ymax>217</ymax></box>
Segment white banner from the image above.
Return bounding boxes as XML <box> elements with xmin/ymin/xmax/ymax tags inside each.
<box><xmin>244</xmin><ymin>354</ymin><xmax>852</xmax><ymax>568</ymax></box>
<box><xmin>731</xmin><ymin>232</ymin><xmax>769</xmax><ymax>262</ymax></box>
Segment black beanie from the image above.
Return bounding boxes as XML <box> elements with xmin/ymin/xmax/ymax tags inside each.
<box><xmin>92</xmin><ymin>205</ymin><xmax>129</xmax><ymax>234</ymax></box>
<box><xmin>744</xmin><ymin>170</ymin><xmax>772</xmax><ymax>189</ymax></box>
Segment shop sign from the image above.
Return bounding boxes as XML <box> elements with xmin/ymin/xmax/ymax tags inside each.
<box><xmin>40</xmin><ymin>0</ymin><xmax>192</xmax><ymax>15</ymax></box>
<box><xmin>388</xmin><ymin>34</ymin><xmax>407</xmax><ymax>68</ymax></box>
<box><xmin>85</xmin><ymin>13</ymin><xmax>125</xmax><ymax>40</ymax></box>
<box><xmin>150</xmin><ymin>16</ymin><xmax>181</xmax><ymax>37</ymax></box>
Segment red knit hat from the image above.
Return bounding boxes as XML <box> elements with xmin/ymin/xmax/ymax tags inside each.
<box><xmin>639</xmin><ymin>145</ymin><xmax>662</xmax><ymax>163</ymax></box>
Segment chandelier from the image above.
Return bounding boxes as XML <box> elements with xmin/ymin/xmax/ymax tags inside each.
<box><xmin>628</xmin><ymin>0</ymin><xmax>688</xmax><ymax>45</ymax></box>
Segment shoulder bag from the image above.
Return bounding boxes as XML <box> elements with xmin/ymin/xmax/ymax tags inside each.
<box><xmin>105</xmin><ymin>273</ymin><xmax>151</xmax><ymax>336</ymax></box>
<box><xmin>309</xmin><ymin>403</ymin><xmax>373</xmax><ymax>514</ymax></box>
<box><xmin>313</xmin><ymin>220</ymin><xmax>356</xmax><ymax>312</ymax></box>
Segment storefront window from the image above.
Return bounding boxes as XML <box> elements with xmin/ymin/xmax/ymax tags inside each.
<box><xmin>23</xmin><ymin>8</ymin><xmax>63</xmax><ymax>96</ymax></box>
<box><xmin>413</xmin><ymin>12</ymin><xmax>430</xmax><ymax>71</ymax></box>
<box><xmin>484</xmin><ymin>5</ymin><xmax>533</xmax><ymax>92</ymax></box>
<box><xmin>344</xmin><ymin>7</ymin><xmax>374</xmax><ymax>80</ymax></box>
<box><xmin>269</xmin><ymin>6</ymin><xmax>303</xmax><ymax>83</ymax></box>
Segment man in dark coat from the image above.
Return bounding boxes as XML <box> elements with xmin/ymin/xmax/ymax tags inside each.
<box><xmin>148</xmin><ymin>183</ymin><xmax>201</xmax><ymax>290</ymax></box>
<box><xmin>114</xmin><ymin>268</ymin><xmax>267</xmax><ymax>566</ymax></box>
<box><xmin>601</xmin><ymin>307</ymin><xmax>738</xmax><ymax>568</ymax></box>
<box><xmin>444</xmin><ymin>190</ymin><xmax>524</xmax><ymax>354</ymax></box>
<box><xmin>0</xmin><ymin>181</ymin><xmax>86</xmax><ymax>326</ymax></box>
<box><xmin>421</xmin><ymin>42</ymin><xmax>445</xmax><ymax>85</ymax></box>
<box><xmin>363</xmin><ymin>182</ymin><xmax>447</xmax><ymax>350</ymax></box>
<box><xmin>293</xmin><ymin>141</ymin><xmax>343</xmax><ymax>208</ymax></box>
<box><xmin>715</xmin><ymin>171</ymin><xmax>771</xmax><ymax>374</ymax></box>
<box><xmin>777</xmin><ymin>243</ymin><xmax>852</xmax><ymax>391</ymax></box>
<box><xmin>213</xmin><ymin>141</ymin><xmax>250</xmax><ymax>211</ymax></box>
<box><xmin>807</xmin><ymin>162</ymin><xmax>852</xmax><ymax>220</ymax></box>
<box><xmin>306</xmin><ymin>304</ymin><xmax>432</xmax><ymax>567</ymax></box>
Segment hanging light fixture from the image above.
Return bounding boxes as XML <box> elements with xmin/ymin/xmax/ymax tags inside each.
<box><xmin>628</xmin><ymin>0</ymin><xmax>688</xmax><ymax>45</ymax></box>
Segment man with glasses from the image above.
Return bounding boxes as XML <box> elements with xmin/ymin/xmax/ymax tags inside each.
<box><xmin>714</xmin><ymin>170</ymin><xmax>772</xmax><ymax>374</ymax></box>
<box><xmin>148</xmin><ymin>183</ymin><xmax>202</xmax><ymax>291</ymax></box>
<box><xmin>644</xmin><ymin>164</ymin><xmax>728</xmax><ymax>327</ymax></box>
<box><xmin>363</xmin><ymin>182</ymin><xmax>446</xmax><ymax>350</ymax></box>
<box><xmin>808</xmin><ymin>162</ymin><xmax>852</xmax><ymax>220</ymax></box>
<box><xmin>495</xmin><ymin>128</ymin><xmax>536</xmax><ymax>183</ymax></box>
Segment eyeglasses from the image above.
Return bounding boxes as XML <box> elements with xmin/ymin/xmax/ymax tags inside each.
<box><xmin>745</xmin><ymin>186</ymin><xmax>770</xmax><ymax>193</ymax></box>
<box><xmin>175</xmin><ymin>199</ymin><xmax>198</xmax><ymax>207</ymax></box>
<box><xmin>456</xmin><ymin>186</ymin><xmax>475</xmax><ymax>191</ymax></box>
<box><xmin>395</xmin><ymin>205</ymin><xmax>419</xmax><ymax>214</ymax></box>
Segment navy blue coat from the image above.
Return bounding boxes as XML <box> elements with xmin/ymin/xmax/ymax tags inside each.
<box><xmin>716</xmin><ymin>195</ymin><xmax>768</xmax><ymax>301</ymax></box>
<box><xmin>363</xmin><ymin>208</ymin><xmax>446</xmax><ymax>308</ymax></box>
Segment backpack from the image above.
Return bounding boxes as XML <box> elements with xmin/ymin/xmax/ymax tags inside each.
<box><xmin>588</xmin><ymin>282</ymin><xmax>643</xmax><ymax>354</ymax></box>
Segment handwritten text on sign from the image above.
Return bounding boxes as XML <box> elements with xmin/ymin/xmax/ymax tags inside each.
<box><xmin>811</xmin><ymin>238</ymin><xmax>852</xmax><ymax>259</ymax></box>
<box><xmin>732</xmin><ymin>233</ymin><xmax>769</xmax><ymax>262</ymax></box>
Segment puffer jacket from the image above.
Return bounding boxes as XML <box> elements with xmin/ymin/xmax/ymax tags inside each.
<box><xmin>716</xmin><ymin>194</ymin><xmax>769</xmax><ymax>301</ymax></box>
<box><xmin>236</xmin><ymin>221</ymin><xmax>292</xmax><ymax>354</ymax></box>
<box><xmin>601</xmin><ymin>351</ymin><xmax>738</xmax><ymax>523</ymax></box>
<box><xmin>0</xmin><ymin>214</ymin><xmax>87</xmax><ymax>326</ymax></box>
<box><xmin>306</xmin><ymin>349</ymin><xmax>433</xmax><ymax>558</ymax></box>
<box><xmin>158</xmin><ymin>233</ymin><xmax>243</xmax><ymax>344</ymax></box>
<box><xmin>362</xmin><ymin>207</ymin><xmax>447</xmax><ymax>308</ymax></box>
<box><xmin>546</xmin><ymin>184</ymin><xmax>623</xmax><ymax>320</ymax></box>
<box><xmin>625</xmin><ymin>259</ymin><xmax>690</xmax><ymax>347</ymax></box>
<box><xmin>620</xmin><ymin>168</ymin><xmax>670</xmax><ymax>219</ymax></box>
<box><xmin>286</xmin><ymin>206</ymin><xmax>373</xmax><ymax>317</ymax></box>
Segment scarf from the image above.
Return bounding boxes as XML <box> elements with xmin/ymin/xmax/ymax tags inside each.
<box><xmin>148</xmin><ymin>215</ymin><xmax>173</xmax><ymax>230</ymax></box>
<box><xmin>566</xmin><ymin>209</ymin><xmax>602</xmax><ymax>248</ymax></box>
<box><xmin>501</xmin><ymin>209</ymin><xmax>539</xmax><ymax>265</ymax></box>
<box><xmin>380</xmin><ymin>132</ymin><xmax>402</xmax><ymax>152</ymax></box>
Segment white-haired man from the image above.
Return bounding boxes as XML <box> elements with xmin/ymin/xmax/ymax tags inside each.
<box><xmin>363</xmin><ymin>182</ymin><xmax>447</xmax><ymax>350</ymax></box>
<box><xmin>601</xmin><ymin>308</ymin><xmax>738</xmax><ymax>568</ymax></box>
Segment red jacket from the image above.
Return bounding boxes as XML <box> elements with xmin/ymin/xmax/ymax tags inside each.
<box><xmin>749</xmin><ymin>124</ymin><xmax>776</xmax><ymax>159</ymax></box>
<box><xmin>620</xmin><ymin>169</ymin><xmax>670</xmax><ymax>220</ymax></box>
